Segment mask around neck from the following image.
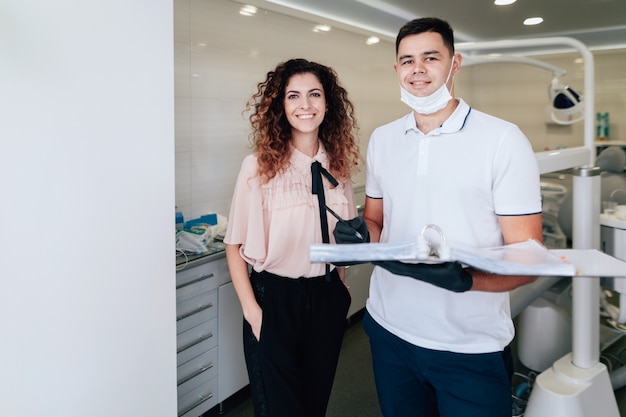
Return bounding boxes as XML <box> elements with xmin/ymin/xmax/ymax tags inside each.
<box><xmin>400</xmin><ymin>60</ymin><xmax>455</xmax><ymax>115</ymax></box>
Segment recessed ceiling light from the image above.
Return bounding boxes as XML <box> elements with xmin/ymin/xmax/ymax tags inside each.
<box><xmin>523</xmin><ymin>17</ymin><xmax>544</xmax><ymax>26</ymax></box>
<box><xmin>313</xmin><ymin>24</ymin><xmax>331</xmax><ymax>33</ymax></box>
<box><xmin>494</xmin><ymin>0</ymin><xmax>516</xmax><ymax>5</ymax></box>
<box><xmin>239</xmin><ymin>5</ymin><xmax>257</xmax><ymax>16</ymax></box>
<box><xmin>366</xmin><ymin>36</ymin><xmax>380</xmax><ymax>45</ymax></box>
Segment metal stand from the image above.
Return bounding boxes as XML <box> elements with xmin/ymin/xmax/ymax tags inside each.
<box><xmin>525</xmin><ymin>353</ymin><xmax>618</xmax><ymax>416</ymax></box>
<box><xmin>525</xmin><ymin>167</ymin><xmax>620</xmax><ymax>417</ymax></box>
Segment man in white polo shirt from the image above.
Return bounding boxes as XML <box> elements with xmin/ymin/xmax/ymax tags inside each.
<box><xmin>334</xmin><ymin>17</ymin><xmax>543</xmax><ymax>417</ymax></box>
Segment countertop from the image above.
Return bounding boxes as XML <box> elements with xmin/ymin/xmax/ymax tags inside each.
<box><xmin>176</xmin><ymin>240</ymin><xmax>226</xmax><ymax>271</ymax></box>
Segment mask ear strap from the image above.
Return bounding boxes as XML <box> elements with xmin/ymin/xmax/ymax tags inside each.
<box><xmin>446</xmin><ymin>56</ymin><xmax>456</xmax><ymax>85</ymax></box>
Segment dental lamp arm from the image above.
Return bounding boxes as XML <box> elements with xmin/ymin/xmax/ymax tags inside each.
<box><xmin>461</xmin><ymin>54</ymin><xmax>583</xmax><ymax>125</ymax></box>
<box><xmin>460</xmin><ymin>54</ymin><xmax>567</xmax><ymax>78</ymax></box>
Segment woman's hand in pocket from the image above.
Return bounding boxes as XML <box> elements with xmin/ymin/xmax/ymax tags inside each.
<box><xmin>245</xmin><ymin>305</ymin><xmax>263</xmax><ymax>341</ymax></box>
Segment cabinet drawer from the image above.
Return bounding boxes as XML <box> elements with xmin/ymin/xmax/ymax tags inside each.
<box><xmin>176</xmin><ymin>260</ymin><xmax>220</xmax><ymax>289</ymax></box>
<box><xmin>177</xmin><ymin>288</ymin><xmax>218</xmax><ymax>323</ymax></box>
<box><xmin>177</xmin><ymin>317</ymin><xmax>217</xmax><ymax>354</ymax></box>
<box><xmin>177</xmin><ymin>272</ymin><xmax>218</xmax><ymax>304</ymax></box>
<box><xmin>178</xmin><ymin>373</ymin><xmax>218</xmax><ymax>417</ymax></box>
<box><xmin>177</xmin><ymin>337</ymin><xmax>216</xmax><ymax>368</ymax></box>
<box><xmin>177</xmin><ymin>295</ymin><xmax>217</xmax><ymax>335</ymax></box>
<box><xmin>177</xmin><ymin>346</ymin><xmax>217</xmax><ymax>385</ymax></box>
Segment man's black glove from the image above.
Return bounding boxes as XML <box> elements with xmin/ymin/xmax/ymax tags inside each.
<box><xmin>333</xmin><ymin>216</ymin><xmax>370</xmax><ymax>244</ymax></box>
<box><xmin>372</xmin><ymin>260</ymin><xmax>473</xmax><ymax>293</ymax></box>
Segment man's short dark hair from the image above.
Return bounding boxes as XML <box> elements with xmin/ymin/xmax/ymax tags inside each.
<box><xmin>395</xmin><ymin>17</ymin><xmax>455</xmax><ymax>56</ymax></box>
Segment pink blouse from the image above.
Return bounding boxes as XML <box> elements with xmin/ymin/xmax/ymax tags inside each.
<box><xmin>224</xmin><ymin>145</ymin><xmax>357</xmax><ymax>278</ymax></box>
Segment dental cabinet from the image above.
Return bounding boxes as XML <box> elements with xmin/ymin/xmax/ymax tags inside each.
<box><xmin>175</xmin><ymin>190</ymin><xmax>373</xmax><ymax>416</ymax></box>
<box><xmin>176</xmin><ymin>253</ymin><xmax>249</xmax><ymax>417</ymax></box>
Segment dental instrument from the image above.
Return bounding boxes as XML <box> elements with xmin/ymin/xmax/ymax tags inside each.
<box><xmin>325</xmin><ymin>205</ymin><xmax>363</xmax><ymax>240</ymax></box>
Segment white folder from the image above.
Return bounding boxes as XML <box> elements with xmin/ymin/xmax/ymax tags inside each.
<box><xmin>309</xmin><ymin>239</ymin><xmax>626</xmax><ymax>277</ymax></box>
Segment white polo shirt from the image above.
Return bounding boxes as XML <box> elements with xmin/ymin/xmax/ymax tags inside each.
<box><xmin>365</xmin><ymin>99</ymin><xmax>542</xmax><ymax>353</ymax></box>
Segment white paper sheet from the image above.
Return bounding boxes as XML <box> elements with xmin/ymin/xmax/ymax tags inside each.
<box><xmin>551</xmin><ymin>249</ymin><xmax>626</xmax><ymax>277</ymax></box>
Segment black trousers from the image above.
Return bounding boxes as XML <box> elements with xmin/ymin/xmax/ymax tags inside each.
<box><xmin>243</xmin><ymin>268</ymin><xmax>351</xmax><ymax>417</ymax></box>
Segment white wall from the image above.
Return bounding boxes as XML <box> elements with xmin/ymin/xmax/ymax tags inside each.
<box><xmin>174</xmin><ymin>0</ymin><xmax>408</xmax><ymax>220</ymax></box>
<box><xmin>0</xmin><ymin>1</ymin><xmax>177</xmax><ymax>416</ymax></box>
<box><xmin>175</xmin><ymin>0</ymin><xmax>626</xmax><ymax>221</ymax></box>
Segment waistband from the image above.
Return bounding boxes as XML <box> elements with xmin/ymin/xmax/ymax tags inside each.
<box><xmin>251</xmin><ymin>268</ymin><xmax>339</xmax><ymax>285</ymax></box>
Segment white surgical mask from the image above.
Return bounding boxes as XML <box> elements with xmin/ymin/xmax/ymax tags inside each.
<box><xmin>400</xmin><ymin>60</ymin><xmax>455</xmax><ymax>115</ymax></box>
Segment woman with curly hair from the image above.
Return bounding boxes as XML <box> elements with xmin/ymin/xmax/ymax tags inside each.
<box><xmin>224</xmin><ymin>58</ymin><xmax>361</xmax><ymax>417</ymax></box>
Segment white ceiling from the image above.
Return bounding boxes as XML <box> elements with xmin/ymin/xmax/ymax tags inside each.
<box><xmin>251</xmin><ymin>0</ymin><xmax>626</xmax><ymax>52</ymax></box>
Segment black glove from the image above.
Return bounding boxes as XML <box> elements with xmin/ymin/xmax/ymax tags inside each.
<box><xmin>372</xmin><ymin>260</ymin><xmax>473</xmax><ymax>293</ymax></box>
<box><xmin>333</xmin><ymin>216</ymin><xmax>370</xmax><ymax>244</ymax></box>
<box><xmin>331</xmin><ymin>216</ymin><xmax>370</xmax><ymax>267</ymax></box>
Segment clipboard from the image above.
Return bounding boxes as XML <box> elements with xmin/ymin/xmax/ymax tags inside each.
<box><xmin>309</xmin><ymin>239</ymin><xmax>626</xmax><ymax>277</ymax></box>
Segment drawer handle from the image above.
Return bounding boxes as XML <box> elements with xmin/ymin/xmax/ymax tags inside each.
<box><xmin>177</xmin><ymin>302</ymin><xmax>214</xmax><ymax>321</ymax></box>
<box><xmin>177</xmin><ymin>332</ymin><xmax>213</xmax><ymax>353</ymax></box>
<box><xmin>178</xmin><ymin>362</ymin><xmax>214</xmax><ymax>386</ymax></box>
<box><xmin>176</xmin><ymin>273</ymin><xmax>214</xmax><ymax>290</ymax></box>
<box><xmin>179</xmin><ymin>391</ymin><xmax>214</xmax><ymax>417</ymax></box>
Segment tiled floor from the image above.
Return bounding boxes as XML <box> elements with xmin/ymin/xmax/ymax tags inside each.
<box><xmin>206</xmin><ymin>310</ymin><xmax>626</xmax><ymax>417</ymax></box>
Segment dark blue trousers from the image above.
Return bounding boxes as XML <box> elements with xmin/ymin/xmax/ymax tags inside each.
<box><xmin>363</xmin><ymin>310</ymin><xmax>513</xmax><ymax>417</ymax></box>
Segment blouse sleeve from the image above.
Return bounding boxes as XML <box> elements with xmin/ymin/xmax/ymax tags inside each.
<box><xmin>223</xmin><ymin>155</ymin><xmax>268</xmax><ymax>263</ymax></box>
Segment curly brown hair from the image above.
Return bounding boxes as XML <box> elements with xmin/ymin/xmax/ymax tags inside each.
<box><xmin>245</xmin><ymin>58</ymin><xmax>361</xmax><ymax>183</ymax></box>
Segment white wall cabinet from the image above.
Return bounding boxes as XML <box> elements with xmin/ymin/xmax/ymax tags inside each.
<box><xmin>218</xmin><ymin>281</ymin><xmax>249</xmax><ymax>402</ymax></box>
<box><xmin>344</xmin><ymin>263</ymin><xmax>373</xmax><ymax>319</ymax></box>
<box><xmin>345</xmin><ymin>185</ymin><xmax>373</xmax><ymax>318</ymax></box>
<box><xmin>176</xmin><ymin>255</ymin><xmax>248</xmax><ymax>417</ymax></box>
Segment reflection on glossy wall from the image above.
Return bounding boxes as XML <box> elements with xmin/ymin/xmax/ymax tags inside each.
<box><xmin>174</xmin><ymin>0</ymin><xmax>407</xmax><ymax>219</ymax></box>
<box><xmin>175</xmin><ymin>0</ymin><xmax>626</xmax><ymax>221</ymax></box>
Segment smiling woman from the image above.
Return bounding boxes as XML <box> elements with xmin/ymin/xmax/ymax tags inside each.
<box><xmin>223</xmin><ymin>58</ymin><xmax>362</xmax><ymax>417</ymax></box>
<box><xmin>283</xmin><ymin>73</ymin><xmax>327</xmax><ymax>147</ymax></box>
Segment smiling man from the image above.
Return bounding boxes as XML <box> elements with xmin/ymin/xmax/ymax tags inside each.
<box><xmin>333</xmin><ymin>17</ymin><xmax>543</xmax><ymax>417</ymax></box>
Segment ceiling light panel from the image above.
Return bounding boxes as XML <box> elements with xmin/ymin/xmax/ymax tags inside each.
<box><xmin>523</xmin><ymin>17</ymin><xmax>544</xmax><ymax>26</ymax></box>
<box><xmin>239</xmin><ymin>5</ymin><xmax>257</xmax><ymax>16</ymax></box>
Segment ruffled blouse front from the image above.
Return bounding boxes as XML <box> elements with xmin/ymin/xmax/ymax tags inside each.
<box><xmin>224</xmin><ymin>144</ymin><xmax>357</xmax><ymax>278</ymax></box>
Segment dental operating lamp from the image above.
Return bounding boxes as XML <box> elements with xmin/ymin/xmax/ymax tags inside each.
<box><xmin>461</xmin><ymin>53</ymin><xmax>584</xmax><ymax>126</ymax></box>
<box><xmin>550</xmin><ymin>78</ymin><xmax>584</xmax><ymax>125</ymax></box>
<box><xmin>459</xmin><ymin>37</ymin><xmax>616</xmax><ymax>417</ymax></box>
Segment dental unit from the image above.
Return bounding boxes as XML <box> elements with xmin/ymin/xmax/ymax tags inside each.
<box><xmin>448</xmin><ymin>37</ymin><xmax>614</xmax><ymax>417</ymax></box>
